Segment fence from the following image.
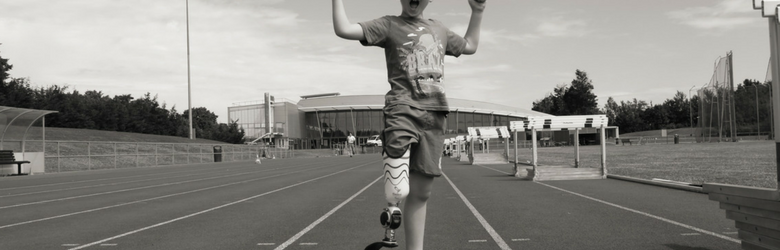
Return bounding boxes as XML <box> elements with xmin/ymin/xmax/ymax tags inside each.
<box><xmin>4</xmin><ymin>140</ymin><xmax>297</xmax><ymax>173</ymax></box>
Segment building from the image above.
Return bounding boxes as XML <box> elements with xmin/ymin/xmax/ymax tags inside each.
<box><xmin>228</xmin><ymin>92</ymin><xmax>553</xmax><ymax>150</ymax></box>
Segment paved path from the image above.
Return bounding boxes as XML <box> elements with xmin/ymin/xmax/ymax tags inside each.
<box><xmin>0</xmin><ymin>154</ymin><xmax>741</xmax><ymax>249</ymax></box>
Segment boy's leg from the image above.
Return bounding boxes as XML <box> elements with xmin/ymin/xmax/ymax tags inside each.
<box><xmin>404</xmin><ymin>171</ymin><xmax>434</xmax><ymax>250</ymax></box>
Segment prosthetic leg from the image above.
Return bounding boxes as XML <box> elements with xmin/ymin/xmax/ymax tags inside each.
<box><xmin>365</xmin><ymin>150</ymin><xmax>409</xmax><ymax>250</ymax></box>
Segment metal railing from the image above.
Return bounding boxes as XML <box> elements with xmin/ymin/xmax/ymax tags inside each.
<box><xmin>5</xmin><ymin>140</ymin><xmax>296</xmax><ymax>173</ymax></box>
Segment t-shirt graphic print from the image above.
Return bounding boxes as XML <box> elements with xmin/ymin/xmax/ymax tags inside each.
<box><xmin>359</xmin><ymin>16</ymin><xmax>467</xmax><ymax>111</ymax></box>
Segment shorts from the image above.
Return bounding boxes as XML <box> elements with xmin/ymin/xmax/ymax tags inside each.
<box><xmin>381</xmin><ymin>105</ymin><xmax>447</xmax><ymax>177</ymax></box>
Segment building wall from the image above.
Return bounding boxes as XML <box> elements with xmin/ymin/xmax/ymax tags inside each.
<box><xmin>301</xmin><ymin>109</ymin><xmax>526</xmax><ymax>149</ymax></box>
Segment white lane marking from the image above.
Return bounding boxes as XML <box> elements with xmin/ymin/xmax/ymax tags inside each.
<box><xmin>257</xmin><ymin>243</ymin><xmax>275</xmax><ymax>246</ymax></box>
<box><xmin>0</xmin><ymin>163</ymin><xmax>333</xmax><ymax>230</ymax></box>
<box><xmin>299</xmin><ymin>243</ymin><xmax>318</xmax><ymax>246</ymax></box>
<box><xmin>723</xmin><ymin>232</ymin><xmax>738</xmax><ymax>235</ymax></box>
<box><xmin>274</xmin><ymin>175</ymin><xmax>382</xmax><ymax>250</ymax></box>
<box><xmin>0</xmin><ymin>170</ymin><xmax>225</xmax><ymax>198</ymax></box>
<box><xmin>99</xmin><ymin>243</ymin><xmax>117</xmax><ymax>246</ymax></box>
<box><xmin>443</xmin><ymin>173</ymin><xmax>512</xmax><ymax>250</ymax></box>
<box><xmin>62</xmin><ymin>244</ymin><xmax>79</xmax><ymax>246</ymax></box>
<box><xmin>67</xmin><ymin>163</ymin><xmax>372</xmax><ymax>250</ymax></box>
<box><xmin>468</xmin><ymin>239</ymin><xmax>488</xmax><ymax>243</ymax></box>
<box><xmin>512</xmin><ymin>238</ymin><xmax>530</xmax><ymax>242</ymax></box>
<box><xmin>681</xmin><ymin>233</ymin><xmax>701</xmax><ymax>236</ymax></box>
<box><xmin>0</xmin><ymin>167</ymin><xmax>225</xmax><ymax>191</ymax></box>
<box><xmin>476</xmin><ymin>164</ymin><xmax>741</xmax><ymax>245</ymax></box>
<box><xmin>0</xmin><ymin>167</ymin><xmax>290</xmax><ymax>209</ymax></box>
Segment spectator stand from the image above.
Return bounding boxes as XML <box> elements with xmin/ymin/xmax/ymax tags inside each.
<box><xmin>0</xmin><ymin>106</ymin><xmax>58</xmax><ymax>175</ymax></box>
<box><xmin>466</xmin><ymin>126</ymin><xmax>510</xmax><ymax>165</ymax></box>
<box><xmin>510</xmin><ymin>115</ymin><xmax>609</xmax><ymax>181</ymax></box>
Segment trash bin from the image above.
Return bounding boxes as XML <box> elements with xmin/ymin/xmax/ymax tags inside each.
<box><xmin>674</xmin><ymin>134</ymin><xmax>679</xmax><ymax>144</ymax></box>
<box><xmin>213</xmin><ymin>146</ymin><xmax>223</xmax><ymax>162</ymax></box>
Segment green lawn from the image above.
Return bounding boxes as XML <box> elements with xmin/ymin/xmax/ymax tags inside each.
<box><xmin>511</xmin><ymin>141</ymin><xmax>778</xmax><ymax>189</ymax></box>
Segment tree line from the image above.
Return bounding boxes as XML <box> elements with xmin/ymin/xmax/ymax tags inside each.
<box><xmin>0</xmin><ymin>51</ymin><xmax>244</xmax><ymax>144</ymax></box>
<box><xmin>533</xmin><ymin>69</ymin><xmax>772</xmax><ymax>135</ymax></box>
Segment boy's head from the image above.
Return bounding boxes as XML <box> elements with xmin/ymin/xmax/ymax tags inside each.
<box><xmin>399</xmin><ymin>0</ymin><xmax>431</xmax><ymax>19</ymax></box>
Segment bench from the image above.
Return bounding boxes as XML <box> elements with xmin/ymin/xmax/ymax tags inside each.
<box><xmin>620</xmin><ymin>138</ymin><xmax>632</xmax><ymax>145</ymax></box>
<box><xmin>0</xmin><ymin>150</ymin><xmax>31</xmax><ymax>175</ymax></box>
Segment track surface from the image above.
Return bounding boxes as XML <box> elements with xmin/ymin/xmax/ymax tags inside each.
<box><xmin>0</xmin><ymin>155</ymin><xmax>741</xmax><ymax>249</ymax></box>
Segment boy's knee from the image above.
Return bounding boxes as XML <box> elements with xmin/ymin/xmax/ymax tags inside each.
<box><xmin>409</xmin><ymin>188</ymin><xmax>432</xmax><ymax>202</ymax></box>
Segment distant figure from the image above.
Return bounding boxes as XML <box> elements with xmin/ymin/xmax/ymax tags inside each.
<box><xmin>347</xmin><ymin>132</ymin><xmax>357</xmax><ymax>157</ymax></box>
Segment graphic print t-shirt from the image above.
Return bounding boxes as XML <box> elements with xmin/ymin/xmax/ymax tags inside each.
<box><xmin>359</xmin><ymin>16</ymin><xmax>467</xmax><ymax>111</ymax></box>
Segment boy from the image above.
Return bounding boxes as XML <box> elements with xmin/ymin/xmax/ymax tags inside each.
<box><xmin>331</xmin><ymin>0</ymin><xmax>485</xmax><ymax>249</ymax></box>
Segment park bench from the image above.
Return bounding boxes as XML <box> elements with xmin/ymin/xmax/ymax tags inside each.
<box><xmin>0</xmin><ymin>150</ymin><xmax>30</xmax><ymax>175</ymax></box>
<box><xmin>620</xmin><ymin>138</ymin><xmax>632</xmax><ymax>145</ymax></box>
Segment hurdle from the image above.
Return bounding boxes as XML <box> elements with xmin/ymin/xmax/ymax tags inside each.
<box><xmin>466</xmin><ymin>126</ymin><xmax>510</xmax><ymax>165</ymax></box>
<box><xmin>510</xmin><ymin>115</ymin><xmax>609</xmax><ymax>180</ymax></box>
<box><xmin>450</xmin><ymin>135</ymin><xmax>468</xmax><ymax>162</ymax></box>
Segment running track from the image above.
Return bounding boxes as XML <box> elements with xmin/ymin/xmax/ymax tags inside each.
<box><xmin>0</xmin><ymin>155</ymin><xmax>741</xmax><ymax>249</ymax></box>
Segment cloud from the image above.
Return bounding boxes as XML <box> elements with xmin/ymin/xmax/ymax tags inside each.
<box><xmin>535</xmin><ymin>18</ymin><xmax>589</xmax><ymax>38</ymax></box>
<box><xmin>667</xmin><ymin>0</ymin><xmax>758</xmax><ymax>31</ymax></box>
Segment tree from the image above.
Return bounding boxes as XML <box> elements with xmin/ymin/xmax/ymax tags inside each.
<box><xmin>0</xmin><ymin>44</ymin><xmax>11</xmax><ymax>83</ymax></box>
<box><xmin>661</xmin><ymin>91</ymin><xmax>688</xmax><ymax>128</ymax></box>
<box><xmin>564</xmin><ymin>70</ymin><xmax>599</xmax><ymax>115</ymax></box>
<box><xmin>533</xmin><ymin>69</ymin><xmax>600</xmax><ymax>116</ymax></box>
<box><xmin>532</xmin><ymin>84</ymin><xmax>566</xmax><ymax>114</ymax></box>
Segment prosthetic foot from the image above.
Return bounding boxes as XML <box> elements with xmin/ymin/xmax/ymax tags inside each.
<box><xmin>365</xmin><ymin>151</ymin><xmax>409</xmax><ymax>250</ymax></box>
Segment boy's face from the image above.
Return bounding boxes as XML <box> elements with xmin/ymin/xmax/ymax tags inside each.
<box><xmin>400</xmin><ymin>0</ymin><xmax>430</xmax><ymax>18</ymax></box>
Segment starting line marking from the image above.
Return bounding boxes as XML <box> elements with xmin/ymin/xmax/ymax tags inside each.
<box><xmin>257</xmin><ymin>243</ymin><xmax>275</xmax><ymax>246</ymax></box>
<box><xmin>512</xmin><ymin>238</ymin><xmax>531</xmax><ymax>242</ymax></box>
<box><xmin>468</xmin><ymin>239</ymin><xmax>488</xmax><ymax>243</ymax></box>
<box><xmin>476</xmin><ymin>164</ymin><xmax>741</xmax><ymax>245</ymax></box>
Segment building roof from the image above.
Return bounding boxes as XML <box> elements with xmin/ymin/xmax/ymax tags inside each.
<box><xmin>296</xmin><ymin>95</ymin><xmax>550</xmax><ymax>118</ymax></box>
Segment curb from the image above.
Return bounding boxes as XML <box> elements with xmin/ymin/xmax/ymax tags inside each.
<box><xmin>607</xmin><ymin>174</ymin><xmax>705</xmax><ymax>194</ymax></box>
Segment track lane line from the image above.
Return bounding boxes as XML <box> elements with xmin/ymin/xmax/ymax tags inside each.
<box><xmin>476</xmin><ymin>164</ymin><xmax>740</xmax><ymax>245</ymax></box>
<box><xmin>0</xmin><ymin>161</ymin><xmax>339</xmax><ymax>209</ymax></box>
<box><xmin>274</xmin><ymin>174</ymin><xmax>382</xmax><ymax>250</ymax></box>
<box><xmin>0</xmin><ymin>169</ymin><xmax>241</xmax><ymax>197</ymax></box>
<box><xmin>0</xmin><ymin>161</ymin><xmax>349</xmax><ymax>230</ymax></box>
<box><xmin>443</xmin><ymin>172</ymin><xmax>512</xmax><ymax>250</ymax></box>
<box><xmin>66</xmin><ymin>161</ymin><xmax>375</xmax><ymax>250</ymax></box>
<box><xmin>0</xmin><ymin>166</ymin><xmax>233</xmax><ymax>191</ymax></box>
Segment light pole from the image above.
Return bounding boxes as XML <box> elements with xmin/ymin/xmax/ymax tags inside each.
<box><xmin>186</xmin><ymin>0</ymin><xmax>193</xmax><ymax>140</ymax></box>
<box><xmin>689</xmin><ymin>85</ymin><xmax>695</xmax><ymax>129</ymax></box>
<box><xmin>747</xmin><ymin>84</ymin><xmax>761</xmax><ymax>139</ymax></box>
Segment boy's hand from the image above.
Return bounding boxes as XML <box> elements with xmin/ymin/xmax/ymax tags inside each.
<box><xmin>469</xmin><ymin>0</ymin><xmax>486</xmax><ymax>12</ymax></box>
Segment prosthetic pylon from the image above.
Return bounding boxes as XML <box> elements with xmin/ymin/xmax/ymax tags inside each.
<box><xmin>376</xmin><ymin>150</ymin><xmax>410</xmax><ymax>247</ymax></box>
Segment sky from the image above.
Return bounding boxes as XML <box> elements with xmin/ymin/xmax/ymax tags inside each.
<box><xmin>0</xmin><ymin>0</ymin><xmax>775</xmax><ymax>123</ymax></box>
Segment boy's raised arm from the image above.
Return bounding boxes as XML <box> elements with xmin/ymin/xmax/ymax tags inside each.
<box><xmin>462</xmin><ymin>0</ymin><xmax>486</xmax><ymax>55</ymax></box>
<box><xmin>332</xmin><ymin>0</ymin><xmax>365</xmax><ymax>40</ymax></box>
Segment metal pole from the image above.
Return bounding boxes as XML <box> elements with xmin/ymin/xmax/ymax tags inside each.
<box><xmin>768</xmin><ymin>17</ymin><xmax>780</xmax><ymax>189</ymax></box>
<box><xmin>689</xmin><ymin>85</ymin><xmax>695</xmax><ymax>128</ymax></box>
<box><xmin>756</xmin><ymin>84</ymin><xmax>760</xmax><ymax>139</ymax></box>
<box><xmin>186</xmin><ymin>0</ymin><xmax>194</xmax><ymax>140</ymax></box>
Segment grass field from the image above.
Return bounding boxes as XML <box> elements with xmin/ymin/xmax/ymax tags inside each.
<box><xmin>511</xmin><ymin>141</ymin><xmax>778</xmax><ymax>189</ymax></box>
